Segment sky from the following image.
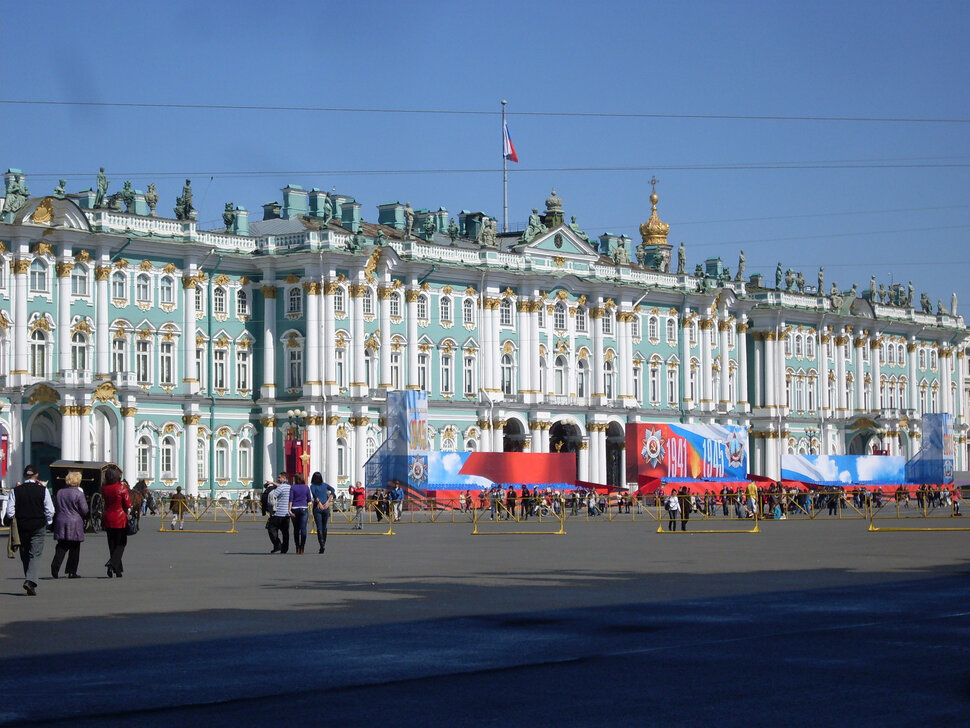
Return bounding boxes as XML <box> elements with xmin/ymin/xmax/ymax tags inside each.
<box><xmin>1</xmin><ymin>0</ymin><xmax>968</xmax><ymax>310</ymax></box>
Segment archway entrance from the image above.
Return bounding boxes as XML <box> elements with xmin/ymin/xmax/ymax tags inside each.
<box><xmin>28</xmin><ymin>408</ymin><xmax>61</xmax><ymax>482</ymax></box>
<box><xmin>503</xmin><ymin>419</ymin><xmax>527</xmax><ymax>452</ymax></box>
<box><xmin>550</xmin><ymin>420</ymin><xmax>582</xmax><ymax>481</ymax></box>
<box><xmin>606</xmin><ymin>422</ymin><xmax>625</xmax><ymax>488</ymax></box>
<box><xmin>847</xmin><ymin>432</ymin><xmax>872</xmax><ymax>455</ymax></box>
<box><xmin>92</xmin><ymin>407</ymin><xmax>118</xmax><ymax>463</ymax></box>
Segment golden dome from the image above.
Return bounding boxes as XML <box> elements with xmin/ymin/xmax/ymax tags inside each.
<box><xmin>639</xmin><ymin>189</ymin><xmax>669</xmax><ymax>245</ymax></box>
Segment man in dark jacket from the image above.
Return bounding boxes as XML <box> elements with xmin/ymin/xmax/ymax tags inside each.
<box><xmin>4</xmin><ymin>465</ymin><xmax>54</xmax><ymax>596</ymax></box>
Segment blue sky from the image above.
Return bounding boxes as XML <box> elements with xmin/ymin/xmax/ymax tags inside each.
<box><xmin>2</xmin><ymin>1</ymin><xmax>968</xmax><ymax>308</ymax></box>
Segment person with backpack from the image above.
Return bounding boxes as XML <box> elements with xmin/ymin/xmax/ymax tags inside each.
<box><xmin>4</xmin><ymin>465</ymin><xmax>54</xmax><ymax>595</ymax></box>
<box><xmin>310</xmin><ymin>472</ymin><xmax>336</xmax><ymax>554</ymax></box>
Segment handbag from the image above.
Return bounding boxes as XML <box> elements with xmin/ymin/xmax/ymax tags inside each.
<box><xmin>125</xmin><ymin>511</ymin><xmax>140</xmax><ymax>535</ymax></box>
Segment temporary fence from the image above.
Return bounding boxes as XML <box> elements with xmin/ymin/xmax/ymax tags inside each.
<box><xmin>471</xmin><ymin>497</ymin><xmax>566</xmax><ymax>535</ymax></box>
<box><xmin>867</xmin><ymin>491</ymin><xmax>968</xmax><ymax>532</ymax></box>
<box><xmin>157</xmin><ymin>496</ymin><xmax>238</xmax><ymax>534</ymax></box>
<box><xmin>314</xmin><ymin>499</ymin><xmax>395</xmax><ymax>536</ymax></box>
<box><xmin>656</xmin><ymin>493</ymin><xmax>760</xmax><ymax>534</ymax></box>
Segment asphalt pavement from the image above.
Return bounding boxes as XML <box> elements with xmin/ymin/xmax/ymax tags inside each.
<box><xmin>1</xmin><ymin>514</ymin><xmax>968</xmax><ymax>726</ymax></box>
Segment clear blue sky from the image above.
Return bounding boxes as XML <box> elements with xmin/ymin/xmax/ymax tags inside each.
<box><xmin>2</xmin><ymin>0</ymin><xmax>968</xmax><ymax>309</ymax></box>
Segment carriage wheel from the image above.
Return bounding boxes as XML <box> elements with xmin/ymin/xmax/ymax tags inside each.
<box><xmin>88</xmin><ymin>492</ymin><xmax>104</xmax><ymax>533</ymax></box>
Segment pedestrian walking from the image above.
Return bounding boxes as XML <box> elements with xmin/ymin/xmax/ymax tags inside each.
<box><xmin>349</xmin><ymin>481</ymin><xmax>366</xmax><ymax>530</ymax></box>
<box><xmin>50</xmin><ymin>470</ymin><xmax>89</xmax><ymax>579</ymax></box>
<box><xmin>289</xmin><ymin>472</ymin><xmax>311</xmax><ymax>554</ymax></box>
<box><xmin>101</xmin><ymin>463</ymin><xmax>131</xmax><ymax>578</ymax></box>
<box><xmin>271</xmin><ymin>472</ymin><xmax>292</xmax><ymax>553</ymax></box>
<box><xmin>310</xmin><ymin>472</ymin><xmax>336</xmax><ymax>554</ymax></box>
<box><xmin>169</xmin><ymin>486</ymin><xmax>188</xmax><ymax>530</ymax></box>
<box><xmin>4</xmin><ymin>465</ymin><xmax>54</xmax><ymax>595</ymax></box>
<box><xmin>665</xmin><ymin>490</ymin><xmax>680</xmax><ymax>531</ymax></box>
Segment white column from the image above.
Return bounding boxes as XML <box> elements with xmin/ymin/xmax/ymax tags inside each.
<box><xmin>122</xmin><ymin>407</ymin><xmax>137</xmax><ymax>483</ymax></box>
<box><xmin>540</xmin><ymin>422</ymin><xmax>550</xmax><ymax>452</ymax></box>
<box><xmin>835</xmin><ymin>331</ymin><xmax>848</xmax><ymax>415</ymax></box>
<box><xmin>578</xmin><ymin>438</ymin><xmax>590</xmax><ymax>482</ymax></box>
<box><xmin>737</xmin><ymin>321</ymin><xmax>749</xmax><ymax>411</ymax></box>
<box><xmin>596</xmin><ymin>426</ymin><xmax>608</xmax><ymax>483</ymax></box>
<box><xmin>480</xmin><ymin>296</ymin><xmax>493</xmax><ymax>394</ymax></box>
<box><xmin>818</xmin><ymin>332</ymin><xmax>830</xmax><ymax>412</ymax></box>
<box><xmin>350</xmin><ymin>283</ymin><xmax>366</xmax><ymax>395</ymax></box>
<box><xmin>304</xmin><ymin>282</ymin><xmax>321</xmax><ymax>392</ymax></box>
<box><xmin>7</xmin><ymin>404</ymin><xmax>23</xmax><ymax>483</ymax></box>
<box><xmin>528</xmin><ymin>299</ymin><xmax>541</xmax><ymax>402</ymax></box>
<box><xmin>323</xmin><ymin>281</ymin><xmax>337</xmax><ymax>393</ymax></box>
<box><xmin>77</xmin><ymin>405</ymin><xmax>91</xmax><ymax>461</ymax></box>
<box><xmin>699</xmin><ymin>318</ymin><xmax>714</xmax><ymax>411</ymax></box>
<box><xmin>59</xmin><ymin>406</ymin><xmax>75</xmax><ymax>460</ymax></box>
<box><xmin>871</xmin><ymin>335</ymin><xmax>882</xmax><ymax>410</ymax></box>
<box><xmin>517</xmin><ymin>297</ymin><xmax>532</xmax><ymax>396</ymax></box>
<box><xmin>308</xmin><ymin>415</ymin><xmax>322</xmax><ymax>478</ymax></box>
<box><xmin>591</xmin><ymin>299</ymin><xmax>605</xmax><ymax>401</ymax></box>
<box><xmin>529</xmin><ymin>419</ymin><xmax>542</xmax><ymax>452</ymax></box>
<box><xmin>184</xmin><ymin>414</ymin><xmax>200</xmax><ymax>497</ymax></box>
<box><xmin>56</xmin><ymin>256</ymin><xmax>73</xmax><ymax>373</ymax></box>
<box><xmin>907</xmin><ymin>340</ymin><xmax>918</xmax><ymax>410</ymax></box>
<box><xmin>406</xmin><ymin>287</ymin><xmax>419</xmax><ymax>389</ymax></box>
<box><xmin>490</xmin><ymin>420</ymin><xmax>503</xmax><ymax>453</ymax></box>
<box><xmin>752</xmin><ymin>333</ymin><xmax>763</xmax><ymax>408</ymax></box>
<box><xmin>718</xmin><ymin>318</ymin><xmax>731</xmax><ymax>408</ymax></box>
<box><xmin>325</xmin><ymin>415</ymin><xmax>339</xmax><ymax>486</ymax></box>
<box><xmin>353</xmin><ymin>415</ymin><xmax>369</xmax><ymax>485</ymax></box>
<box><xmin>617</xmin><ymin>307</ymin><xmax>633</xmax><ymax>406</ymax></box>
<box><xmin>183</xmin><ymin>270</ymin><xmax>200</xmax><ymax>395</ymax></box>
<box><xmin>681</xmin><ymin>312</ymin><xmax>693</xmax><ymax>411</ymax></box>
<box><xmin>95</xmin><ymin>260</ymin><xmax>111</xmax><ymax>378</ymax></box>
<box><xmin>11</xmin><ymin>258</ymin><xmax>29</xmax><ymax>376</ymax></box>
<box><xmin>854</xmin><ymin>336</ymin><xmax>866</xmax><ymax>412</ymax></box>
<box><xmin>568</xmin><ymin>302</ymin><xmax>578</xmax><ymax>397</ymax></box>
<box><xmin>261</xmin><ymin>416</ymin><xmax>276</xmax><ymax>484</ymax></box>
<box><xmin>378</xmin><ymin>286</ymin><xmax>392</xmax><ymax>388</ymax></box>
<box><xmin>764</xmin><ymin>331</ymin><xmax>776</xmax><ymax>406</ymax></box>
<box><xmin>776</xmin><ymin>324</ymin><xmax>787</xmax><ymax>412</ymax></box>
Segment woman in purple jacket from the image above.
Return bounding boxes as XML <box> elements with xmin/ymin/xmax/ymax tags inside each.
<box><xmin>51</xmin><ymin>470</ymin><xmax>89</xmax><ymax>578</ymax></box>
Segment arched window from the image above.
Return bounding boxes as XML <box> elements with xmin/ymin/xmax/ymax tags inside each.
<box><xmin>71</xmin><ymin>265</ymin><xmax>89</xmax><ymax>296</ymax></box>
<box><xmin>575</xmin><ymin>307</ymin><xmax>588</xmax><ymax>332</ymax></box>
<box><xmin>442</xmin><ymin>437</ymin><xmax>456</xmax><ymax>452</ymax></box>
<box><xmin>632</xmin><ymin>314</ymin><xmax>641</xmax><ymax>339</ymax></box>
<box><xmin>417</xmin><ymin>352</ymin><xmax>430</xmax><ymax>391</ymax></box>
<box><xmin>238</xmin><ymin>439</ymin><xmax>253</xmax><ymax>481</ymax></box>
<box><xmin>287</xmin><ymin>287</ymin><xmax>302</xmax><ymax>315</ymax></box>
<box><xmin>919</xmin><ymin>349</ymin><xmax>927</xmax><ymax>369</ymax></box>
<box><xmin>334</xmin><ymin>286</ymin><xmax>345</xmax><ymax>314</ymax></box>
<box><xmin>27</xmin><ymin>329</ymin><xmax>46</xmax><ymax>377</ymax></box>
<box><xmin>137</xmin><ymin>435</ymin><xmax>153</xmax><ymax>478</ymax></box>
<box><xmin>439</xmin><ymin>296</ymin><xmax>452</xmax><ymax>323</ymax></box>
<box><xmin>538</xmin><ymin>355</ymin><xmax>547</xmax><ymax>393</ymax></box>
<box><xmin>648</xmin><ymin>357</ymin><xmax>661</xmax><ymax>404</ymax></box>
<box><xmin>666</xmin><ymin>363</ymin><xmax>678</xmax><ymax>406</ymax></box>
<box><xmin>602</xmin><ymin>311</ymin><xmax>613</xmax><ymax>335</ymax></box>
<box><xmin>794</xmin><ymin>335</ymin><xmax>803</xmax><ymax>358</ymax></box>
<box><xmin>554</xmin><ymin>303</ymin><xmax>567</xmax><ymax>331</ymax></box>
<box><xmin>160</xmin><ymin>275</ymin><xmax>175</xmax><ymax>305</ymax></box>
<box><xmin>554</xmin><ymin>355</ymin><xmax>567</xmax><ymax>395</ymax></box>
<box><xmin>577</xmin><ymin>358</ymin><xmax>589</xmax><ymax>398</ymax></box>
<box><xmin>197</xmin><ymin>438</ymin><xmax>207</xmax><ymax>482</ymax></box>
<box><xmin>160</xmin><ymin>339</ymin><xmax>176</xmax><ymax>386</ymax></box>
<box><xmin>500</xmin><ymin>299</ymin><xmax>514</xmax><ymax>327</ymax></box>
<box><xmin>236</xmin><ymin>289</ymin><xmax>249</xmax><ymax>317</ymax></box>
<box><xmin>537</xmin><ymin>304</ymin><xmax>546</xmax><ymax>329</ymax></box>
<box><xmin>440</xmin><ymin>353</ymin><xmax>453</xmax><ymax>394</ymax></box>
<box><xmin>464</xmin><ymin>439</ymin><xmax>477</xmax><ymax>452</ymax></box>
<box><xmin>362</xmin><ymin>288</ymin><xmax>374</xmax><ymax>316</ymax></box>
<box><xmin>604</xmin><ymin>359</ymin><xmax>616</xmax><ymax>399</ymax></box>
<box><xmin>135</xmin><ymin>339</ymin><xmax>152</xmax><ymax>384</ymax></box>
<box><xmin>806</xmin><ymin>335</ymin><xmax>816</xmax><ymax>359</ymax></box>
<box><xmin>666</xmin><ymin>318</ymin><xmax>677</xmax><ymax>343</ymax></box>
<box><xmin>215</xmin><ymin>439</ymin><xmax>230</xmax><ymax>481</ymax></box>
<box><xmin>29</xmin><ymin>260</ymin><xmax>48</xmax><ymax>293</ymax></box>
<box><xmin>930</xmin><ymin>348</ymin><xmax>938</xmax><ymax>369</ymax></box>
<box><xmin>501</xmin><ymin>353</ymin><xmax>514</xmax><ymax>395</ymax></box>
<box><xmin>195</xmin><ymin>285</ymin><xmax>204</xmax><ymax>314</ymax></box>
<box><xmin>648</xmin><ymin>316</ymin><xmax>659</xmax><ymax>340</ymax></box>
<box><xmin>785</xmin><ymin>333</ymin><xmax>793</xmax><ymax>358</ymax></box>
<box><xmin>112</xmin><ymin>335</ymin><xmax>127</xmax><ymax>373</ymax></box>
<box><xmin>334</xmin><ymin>348</ymin><xmax>345</xmax><ymax>388</ymax></box>
<box><xmin>364</xmin><ymin>348</ymin><xmax>376</xmax><ymax>389</ymax></box>
<box><xmin>463</xmin><ymin>353</ymin><xmax>477</xmax><ymax>395</ymax></box>
<box><xmin>336</xmin><ymin>438</ymin><xmax>348</xmax><ymax>478</ymax></box>
<box><xmin>287</xmin><ymin>344</ymin><xmax>304</xmax><ymax>389</ymax></box>
<box><xmin>689</xmin><ymin>359</ymin><xmax>699</xmax><ymax>406</ymax></box>
<box><xmin>389</xmin><ymin>292</ymin><xmax>401</xmax><ymax>318</ymax></box>
<box><xmin>390</xmin><ymin>351</ymin><xmax>402</xmax><ymax>389</ymax></box>
<box><xmin>161</xmin><ymin>436</ymin><xmax>176</xmax><ymax>477</ymax></box>
<box><xmin>136</xmin><ymin>274</ymin><xmax>151</xmax><ymax>303</ymax></box>
<box><xmin>417</xmin><ymin>294</ymin><xmax>429</xmax><ymax>322</ymax></box>
<box><xmin>463</xmin><ymin>298</ymin><xmax>475</xmax><ymax>325</ymax></box>
<box><xmin>111</xmin><ymin>271</ymin><xmax>127</xmax><ymax>300</ymax></box>
<box><xmin>213</xmin><ymin>286</ymin><xmax>227</xmax><ymax>315</ymax></box>
<box><xmin>71</xmin><ymin>332</ymin><xmax>88</xmax><ymax>371</ymax></box>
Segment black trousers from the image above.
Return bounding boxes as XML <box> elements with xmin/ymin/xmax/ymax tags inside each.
<box><xmin>51</xmin><ymin>539</ymin><xmax>81</xmax><ymax>576</ymax></box>
<box><xmin>267</xmin><ymin>516</ymin><xmax>290</xmax><ymax>552</ymax></box>
<box><xmin>105</xmin><ymin>528</ymin><xmax>128</xmax><ymax>574</ymax></box>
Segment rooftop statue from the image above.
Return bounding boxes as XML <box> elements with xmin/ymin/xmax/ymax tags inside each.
<box><xmin>53</xmin><ymin>179</ymin><xmax>66</xmax><ymax>199</ymax></box>
<box><xmin>121</xmin><ymin>180</ymin><xmax>135</xmax><ymax>213</ymax></box>
<box><xmin>447</xmin><ymin>218</ymin><xmax>459</xmax><ymax>245</ymax></box>
<box><xmin>830</xmin><ymin>281</ymin><xmax>838</xmax><ymax>296</ymax></box>
<box><xmin>796</xmin><ymin>271</ymin><xmax>805</xmax><ymax>293</ymax></box>
<box><xmin>612</xmin><ymin>242</ymin><xmax>629</xmax><ymax>265</ymax></box>
<box><xmin>735</xmin><ymin>249</ymin><xmax>745</xmax><ymax>281</ymax></box>
<box><xmin>937</xmin><ymin>299</ymin><xmax>945</xmax><ymax>316</ymax></box>
<box><xmin>920</xmin><ymin>292</ymin><xmax>932</xmax><ymax>314</ymax></box>
<box><xmin>174</xmin><ymin>179</ymin><xmax>194</xmax><ymax>220</ymax></box>
<box><xmin>568</xmin><ymin>216</ymin><xmax>589</xmax><ymax>242</ymax></box>
<box><xmin>775</xmin><ymin>262</ymin><xmax>783</xmax><ymax>290</ymax></box>
<box><xmin>877</xmin><ymin>283</ymin><xmax>887</xmax><ymax>303</ymax></box>
<box><xmin>849</xmin><ymin>283</ymin><xmax>857</xmax><ymax>299</ymax></box>
<box><xmin>870</xmin><ymin>275</ymin><xmax>877</xmax><ymax>299</ymax></box>
<box><xmin>677</xmin><ymin>242</ymin><xmax>686</xmax><ymax>275</ymax></box>
<box><xmin>521</xmin><ymin>208</ymin><xmax>545</xmax><ymax>244</ymax></box>
<box><xmin>908</xmin><ymin>281</ymin><xmax>914</xmax><ymax>307</ymax></box>
<box><xmin>377</xmin><ymin>229</ymin><xmax>388</xmax><ymax>247</ymax></box>
<box><xmin>321</xmin><ymin>192</ymin><xmax>334</xmax><ymax>224</ymax></box>
<box><xmin>952</xmin><ymin>292</ymin><xmax>958</xmax><ymax>316</ymax></box>
<box><xmin>145</xmin><ymin>183</ymin><xmax>158</xmax><ymax>217</ymax></box>
<box><xmin>403</xmin><ymin>202</ymin><xmax>414</xmax><ymax>239</ymax></box>
<box><xmin>479</xmin><ymin>217</ymin><xmax>497</xmax><ymax>248</ymax></box>
<box><xmin>635</xmin><ymin>245</ymin><xmax>646</xmax><ymax>265</ymax></box>
<box><xmin>222</xmin><ymin>203</ymin><xmax>236</xmax><ymax>231</ymax></box>
<box><xmin>694</xmin><ymin>263</ymin><xmax>704</xmax><ymax>277</ymax></box>
<box><xmin>2</xmin><ymin>173</ymin><xmax>29</xmax><ymax>215</ymax></box>
<box><xmin>817</xmin><ymin>267</ymin><xmax>824</xmax><ymax>295</ymax></box>
<box><xmin>95</xmin><ymin>167</ymin><xmax>109</xmax><ymax>208</ymax></box>
<box><xmin>785</xmin><ymin>268</ymin><xmax>795</xmax><ymax>291</ymax></box>
<box><xmin>423</xmin><ymin>213</ymin><xmax>436</xmax><ymax>240</ymax></box>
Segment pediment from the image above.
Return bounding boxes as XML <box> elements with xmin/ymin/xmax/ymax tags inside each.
<box><xmin>521</xmin><ymin>226</ymin><xmax>599</xmax><ymax>260</ymax></box>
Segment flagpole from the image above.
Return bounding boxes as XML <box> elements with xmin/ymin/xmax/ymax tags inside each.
<box><xmin>502</xmin><ymin>99</ymin><xmax>508</xmax><ymax>233</ymax></box>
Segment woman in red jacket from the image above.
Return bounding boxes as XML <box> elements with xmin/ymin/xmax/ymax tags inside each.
<box><xmin>101</xmin><ymin>463</ymin><xmax>131</xmax><ymax>578</ymax></box>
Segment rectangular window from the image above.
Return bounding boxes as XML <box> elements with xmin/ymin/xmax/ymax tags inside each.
<box><xmin>135</xmin><ymin>340</ymin><xmax>151</xmax><ymax>384</ymax></box>
<box><xmin>160</xmin><ymin>341</ymin><xmax>175</xmax><ymax>386</ymax></box>
<box><xmin>418</xmin><ymin>353</ymin><xmax>429</xmax><ymax>391</ymax></box>
<box><xmin>463</xmin><ymin>356</ymin><xmax>476</xmax><ymax>395</ymax></box>
<box><xmin>213</xmin><ymin>349</ymin><xmax>227</xmax><ymax>389</ymax></box>
<box><xmin>236</xmin><ymin>349</ymin><xmax>250</xmax><ymax>391</ymax></box>
<box><xmin>112</xmin><ymin>338</ymin><xmax>127</xmax><ymax>373</ymax></box>
<box><xmin>71</xmin><ymin>268</ymin><xmax>88</xmax><ymax>296</ymax></box>
<box><xmin>440</xmin><ymin>354</ymin><xmax>453</xmax><ymax>394</ymax></box>
<box><xmin>196</xmin><ymin>347</ymin><xmax>206</xmax><ymax>388</ymax></box>
<box><xmin>666</xmin><ymin>368</ymin><xmax>678</xmax><ymax>405</ymax></box>
<box><xmin>288</xmin><ymin>349</ymin><xmax>304</xmax><ymax>389</ymax></box>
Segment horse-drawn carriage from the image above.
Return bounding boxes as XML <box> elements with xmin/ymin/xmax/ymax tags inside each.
<box><xmin>49</xmin><ymin>460</ymin><xmax>117</xmax><ymax>533</ymax></box>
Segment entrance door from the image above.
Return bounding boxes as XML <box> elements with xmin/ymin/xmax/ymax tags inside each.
<box><xmin>28</xmin><ymin>409</ymin><xmax>61</xmax><ymax>482</ymax></box>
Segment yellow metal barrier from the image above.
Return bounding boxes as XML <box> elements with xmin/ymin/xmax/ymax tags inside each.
<box><xmin>868</xmin><ymin>491</ymin><xmax>969</xmax><ymax>532</ymax></box>
<box><xmin>472</xmin><ymin>498</ymin><xmax>566</xmax><ymax>535</ymax></box>
<box><xmin>656</xmin><ymin>493</ymin><xmax>759</xmax><ymax>534</ymax></box>
<box><xmin>312</xmin><ymin>499</ymin><xmax>395</xmax><ymax>536</ymax></box>
<box><xmin>157</xmin><ymin>496</ymin><xmax>238</xmax><ymax>534</ymax></box>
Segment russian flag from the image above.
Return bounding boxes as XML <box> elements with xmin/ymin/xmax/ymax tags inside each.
<box><xmin>503</xmin><ymin>121</ymin><xmax>519</xmax><ymax>163</ymax></box>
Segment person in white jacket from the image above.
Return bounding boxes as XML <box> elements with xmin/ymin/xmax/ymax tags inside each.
<box><xmin>665</xmin><ymin>490</ymin><xmax>680</xmax><ymax>531</ymax></box>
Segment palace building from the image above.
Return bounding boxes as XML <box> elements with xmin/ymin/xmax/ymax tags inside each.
<box><xmin>0</xmin><ymin>169</ymin><xmax>966</xmax><ymax>494</ymax></box>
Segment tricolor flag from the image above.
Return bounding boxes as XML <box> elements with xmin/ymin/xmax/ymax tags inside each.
<box><xmin>503</xmin><ymin>121</ymin><xmax>519</xmax><ymax>163</ymax></box>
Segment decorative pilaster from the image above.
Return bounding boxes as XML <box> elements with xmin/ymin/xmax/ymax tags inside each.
<box><xmin>303</xmin><ymin>281</ymin><xmax>322</xmax><ymax>395</ymax></box>
<box><xmin>182</xmin><ymin>270</ymin><xmax>200</xmax><ymax>395</ymax></box>
<box><xmin>854</xmin><ymin>335</ymin><xmax>867</xmax><ymax>412</ymax></box>
<box><xmin>699</xmin><ymin>318</ymin><xmax>714</xmax><ymax>411</ymax></box>
<box><xmin>121</xmin><ymin>406</ymin><xmax>137</xmax><ymax>482</ymax></box>
<box><xmin>517</xmin><ymin>297</ymin><xmax>532</xmax><ymax>396</ymax></box>
<box><xmin>260</xmin><ymin>416</ymin><xmax>277</xmax><ymax>484</ymax></box>
<box><xmin>870</xmin><ymin>335</ymin><xmax>882</xmax><ymax>410</ymax></box>
<box><xmin>378</xmin><ymin>286</ymin><xmax>393</xmax><ymax>388</ymax></box>
<box><xmin>349</xmin><ymin>283</ymin><xmax>367</xmax><ymax>395</ymax></box>
<box><xmin>56</xmin><ymin>256</ymin><xmax>74</xmax><ymax>373</ymax></box>
<box><xmin>10</xmin><ymin>258</ymin><xmax>30</xmax><ymax>378</ymax></box>
<box><xmin>323</xmin><ymin>281</ymin><xmax>337</xmax><ymax>394</ymax></box>
<box><xmin>405</xmin><ymin>288</ymin><xmax>420</xmax><ymax>389</ymax></box>
<box><xmin>183</xmin><ymin>413</ymin><xmax>201</xmax><ymax>497</ymax></box>
<box><xmin>590</xmin><ymin>300</ymin><xmax>606</xmax><ymax>403</ymax></box>
<box><xmin>718</xmin><ymin>318</ymin><xmax>731</xmax><ymax>408</ymax></box>
<box><xmin>736</xmin><ymin>320</ymin><xmax>749</xmax><ymax>410</ymax></box>
<box><xmin>94</xmin><ymin>261</ymin><xmax>111</xmax><ymax>379</ymax></box>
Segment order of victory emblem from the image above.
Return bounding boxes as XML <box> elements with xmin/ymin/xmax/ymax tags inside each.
<box><xmin>725</xmin><ymin>429</ymin><xmax>746</xmax><ymax>469</ymax></box>
<box><xmin>640</xmin><ymin>428</ymin><xmax>665</xmax><ymax>468</ymax></box>
<box><xmin>408</xmin><ymin>455</ymin><xmax>428</xmax><ymax>486</ymax></box>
